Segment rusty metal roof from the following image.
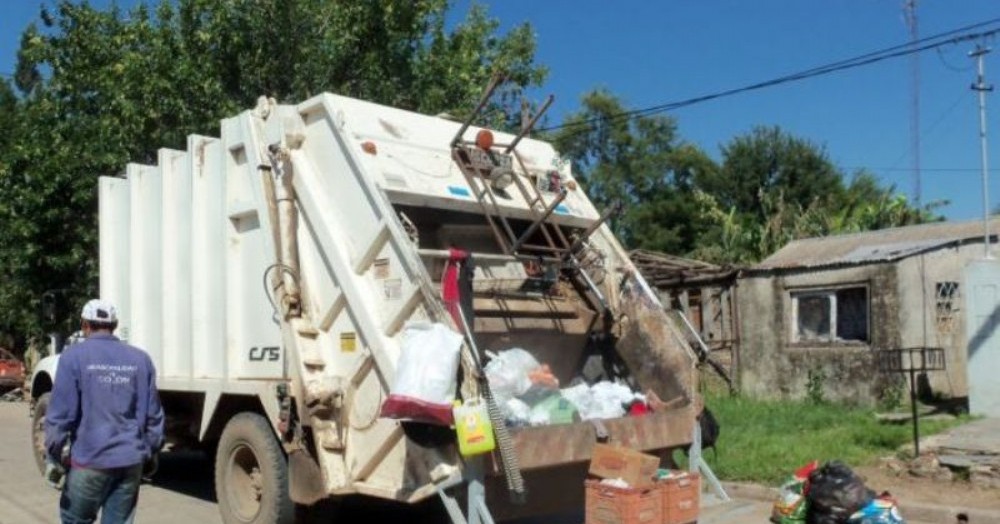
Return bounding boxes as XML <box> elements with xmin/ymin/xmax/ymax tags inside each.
<box><xmin>630</xmin><ymin>249</ymin><xmax>740</xmax><ymax>287</ymax></box>
<box><xmin>753</xmin><ymin>218</ymin><xmax>1000</xmax><ymax>271</ymax></box>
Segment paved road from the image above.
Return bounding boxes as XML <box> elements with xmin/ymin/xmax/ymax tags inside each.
<box><xmin>0</xmin><ymin>402</ymin><xmax>219</xmax><ymax>524</ymax></box>
<box><xmin>0</xmin><ymin>401</ymin><xmax>939</xmax><ymax>524</ymax></box>
<box><xmin>0</xmin><ymin>401</ymin><xmax>518</xmax><ymax>524</ymax></box>
<box><xmin>0</xmin><ymin>399</ymin><xmax>752</xmax><ymax>524</ymax></box>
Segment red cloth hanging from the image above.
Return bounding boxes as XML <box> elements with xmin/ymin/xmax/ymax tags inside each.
<box><xmin>442</xmin><ymin>248</ymin><xmax>469</xmax><ymax>327</ymax></box>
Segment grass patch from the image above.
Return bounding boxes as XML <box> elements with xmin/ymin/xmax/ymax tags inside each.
<box><xmin>693</xmin><ymin>392</ymin><xmax>968</xmax><ymax>485</ymax></box>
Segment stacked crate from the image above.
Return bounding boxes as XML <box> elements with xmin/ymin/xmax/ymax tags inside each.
<box><xmin>584</xmin><ymin>443</ymin><xmax>701</xmax><ymax>524</ymax></box>
<box><xmin>657</xmin><ymin>471</ymin><xmax>700</xmax><ymax>524</ymax></box>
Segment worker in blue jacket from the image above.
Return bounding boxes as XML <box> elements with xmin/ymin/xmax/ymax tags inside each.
<box><xmin>44</xmin><ymin>299</ymin><xmax>164</xmax><ymax>524</ymax></box>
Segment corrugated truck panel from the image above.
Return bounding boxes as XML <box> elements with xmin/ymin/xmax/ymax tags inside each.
<box><xmin>190</xmin><ymin>136</ymin><xmax>226</xmax><ymax>379</ymax></box>
<box><xmin>128</xmin><ymin>163</ymin><xmax>163</xmax><ymax>371</ymax></box>
<box><xmin>160</xmin><ymin>148</ymin><xmax>192</xmax><ymax>378</ymax></box>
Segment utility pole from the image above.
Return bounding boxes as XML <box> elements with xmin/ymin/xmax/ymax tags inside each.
<box><xmin>971</xmin><ymin>45</ymin><xmax>993</xmax><ymax>259</ymax></box>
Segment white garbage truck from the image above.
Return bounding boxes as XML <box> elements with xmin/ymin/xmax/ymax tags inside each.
<box><xmin>29</xmin><ymin>84</ymin><xmax>698</xmax><ymax>523</ymax></box>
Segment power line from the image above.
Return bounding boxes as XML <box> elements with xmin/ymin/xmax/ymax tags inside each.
<box><xmin>847</xmin><ymin>166</ymin><xmax>1000</xmax><ymax>172</ymax></box>
<box><xmin>880</xmin><ymin>92</ymin><xmax>969</xmax><ymax>173</ymax></box>
<box><xmin>936</xmin><ymin>46</ymin><xmax>974</xmax><ymax>72</ymax></box>
<box><xmin>539</xmin><ymin>16</ymin><xmax>1000</xmax><ymax>133</ymax></box>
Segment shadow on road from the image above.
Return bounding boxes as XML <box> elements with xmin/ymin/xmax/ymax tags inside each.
<box><xmin>298</xmin><ymin>496</ymin><xmax>448</xmax><ymax>524</ymax></box>
<box><xmin>149</xmin><ymin>450</ymin><xmax>216</xmax><ymax>503</ymax></box>
<box><xmin>150</xmin><ymin>452</ymin><xmax>461</xmax><ymax>522</ymax></box>
<box><xmin>297</xmin><ymin>496</ymin><xmax>581</xmax><ymax>524</ymax></box>
<box><xmin>149</xmin><ymin>451</ymin><xmax>582</xmax><ymax>523</ymax></box>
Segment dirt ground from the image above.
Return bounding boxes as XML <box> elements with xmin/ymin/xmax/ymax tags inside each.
<box><xmin>854</xmin><ymin>465</ymin><xmax>1000</xmax><ymax>511</ymax></box>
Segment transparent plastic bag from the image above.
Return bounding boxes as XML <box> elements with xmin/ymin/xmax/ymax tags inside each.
<box><xmin>504</xmin><ymin>398</ymin><xmax>532</xmax><ymax>427</ymax></box>
<box><xmin>484</xmin><ymin>348</ymin><xmax>540</xmax><ymax>406</ymax></box>
<box><xmin>561</xmin><ymin>380</ymin><xmax>640</xmax><ymax>420</ymax></box>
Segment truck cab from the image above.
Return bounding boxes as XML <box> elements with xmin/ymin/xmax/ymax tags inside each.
<box><xmin>29</xmin><ymin>331</ymin><xmax>84</xmax><ymax>472</ymax></box>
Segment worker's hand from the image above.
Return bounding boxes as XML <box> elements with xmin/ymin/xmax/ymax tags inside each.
<box><xmin>44</xmin><ymin>460</ymin><xmax>66</xmax><ymax>491</ymax></box>
<box><xmin>142</xmin><ymin>452</ymin><xmax>159</xmax><ymax>482</ymax></box>
<box><xmin>58</xmin><ymin>440</ymin><xmax>71</xmax><ymax>467</ymax></box>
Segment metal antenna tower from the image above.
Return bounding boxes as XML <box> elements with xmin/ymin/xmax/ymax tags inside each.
<box><xmin>905</xmin><ymin>0</ymin><xmax>921</xmax><ymax>207</ymax></box>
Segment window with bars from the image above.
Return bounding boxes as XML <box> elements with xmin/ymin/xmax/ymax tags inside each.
<box><xmin>791</xmin><ymin>286</ymin><xmax>869</xmax><ymax>343</ymax></box>
<box><xmin>935</xmin><ymin>281</ymin><xmax>960</xmax><ymax>334</ymax></box>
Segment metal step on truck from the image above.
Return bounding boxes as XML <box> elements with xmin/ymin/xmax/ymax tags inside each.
<box><xmin>29</xmin><ymin>81</ymin><xmax>699</xmax><ymax>524</ymax></box>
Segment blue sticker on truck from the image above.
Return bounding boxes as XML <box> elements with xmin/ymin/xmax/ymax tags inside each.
<box><xmin>448</xmin><ymin>185</ymin><xmax>471</xmax><ymax>197</ymax></box>
<box><xmin>554</xmin><ymin>204</ymin><xmax>569</xmax><ymax>214</ymax></box>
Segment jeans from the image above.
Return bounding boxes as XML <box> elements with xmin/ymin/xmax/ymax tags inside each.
<box><xmin>59</xmin><ymin>464</ymin><xmax>142</xmax><ymax>524</ymax></box>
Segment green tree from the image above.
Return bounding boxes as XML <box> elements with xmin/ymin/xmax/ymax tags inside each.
<box><xmin>688</xmin><ymin>180</ymin><xmax>943</xmax><ymax>266</ymax></box>
<box><xmin>0</xmin><ymin>0</ymin><xmax>545</xmax><ymax>339</ymax></box>
<box><xmin>552</xmin><ymin>90</ymin><xmax>718</xmax><ymax>253</ymax></box>
<box><xmin>829</xmin><ymin>171</ymin><xmax>943</xmax><ymax>232</ymax></box>
<box><xmin>175</xmin><ymin>0</ymin><xmax>545</xmax><ymax>127</ymax></box>
<box><xmin>688</xmin><ymin>188</ymin><xmax>819</xmax><ymax>265</ymax></box>
<box><xmin>700</xmin><ymin>125</ymin><xmax>844</xmax><ymax>222</ymax></box>
<box><xmin>0</xmin><ymin>80</ymin><xmax>14</xmax><ymax>171</ymax></box>
<box><xmin>689</xmin><ymin>128</ymin><xmax>939</xmax><ymax>265</ymax></box>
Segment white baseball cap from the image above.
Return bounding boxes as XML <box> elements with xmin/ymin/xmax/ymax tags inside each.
<box><xmin>81</xmin><ymin>299</ymin><xmax>118</xmax><ymax>323</ymax></box>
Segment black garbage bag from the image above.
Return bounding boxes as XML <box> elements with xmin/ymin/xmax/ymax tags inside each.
<box><xmin>805</xmin><ymin>461</ymin><xmax>875</xmax><ymax>524</ymax></box>
<box><xmin>701</xmin><ymin>406</ymin><xmax>720</xmax><ymax>452</ymax></box>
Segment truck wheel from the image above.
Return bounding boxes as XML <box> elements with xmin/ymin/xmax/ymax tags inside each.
<box><xmin>215</xmin><ymin>412</ymin><xmax>293</xmax><ymax>524</ymax></box>
<box><xmin>31</xmin><ymin>392</ymin><xmax>50</xmax><ymax>475</ymax></box>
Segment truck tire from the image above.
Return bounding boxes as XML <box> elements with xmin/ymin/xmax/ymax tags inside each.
<box><xmin>215</xmin><ymin>412</ymin><xmax>294</xmax><ymax>524</ymax></box>
<box><xmin>31</xmin><ymin>392</ymin><xmax>50</xmax><ymax>475</ymax></box>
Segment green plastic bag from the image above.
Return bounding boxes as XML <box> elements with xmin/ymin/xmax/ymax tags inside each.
<box><xmin>530</xmin><ymin>392</ymin><xmax>578</xmax><ymax>425</ymax></box>
<box><xmin>770</xmin><ymin>461</ymin><xmax>818</xmax><ymax>524</ymax></box>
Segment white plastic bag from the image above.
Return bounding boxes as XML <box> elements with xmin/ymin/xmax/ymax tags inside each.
<box><xmin>380</xmin><ymin>322</ymin><xmax>463</xmax><ymax>425</ymax></box>
<box><xmin>560</xmin><ymin>383</ymin><xmax>593</xmax><ymax>416</ymax></box>
<box><xmin>590</xmin><ymin>381</ymin><xmax>636</xmax><ymax>419</ymax></box>
<box><xmin>484</xmin><ymin>348</ymin><xmax>540</xmax><ymax>406</ymax></box>
<box><xmin>561</xmin><ymin>380</ymin><xmax>641</xmax><ymax>421</ymax></box>
<box><xmin>504</xmin><ymin>398</ymin><xmax>532</xmax><ymax>426</ymax></box>
<box><xmin>528</xmin><ymin>403</ymin><xmax>552</xmax><ymax>427</ymax></box>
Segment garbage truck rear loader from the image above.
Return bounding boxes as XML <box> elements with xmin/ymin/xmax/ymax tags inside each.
<box><xmin>80</xmin><ymin>91</ymin><xmax>696</xmax><ymax>523</ymax></box>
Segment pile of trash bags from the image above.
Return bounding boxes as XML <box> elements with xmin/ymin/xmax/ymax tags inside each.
<box><xmin>484</xmin><ymin>348</ymin><xmax>647</xmax><ymax>427</ymax></box>
<box><xmin>772</xmin><ymin>461</ymin><xmax>905</xmax><ymax>524</ymax></box>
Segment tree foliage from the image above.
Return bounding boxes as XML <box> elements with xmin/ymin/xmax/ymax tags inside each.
<box><xmin>553</xmin><ymin>93</ymin><xmax>938</xmax><ymax>265</ymax></box>
<box><xmin>687</xmin><ymin>169</ymin><xmax>942</xmax><ymax>265</ymax></box>
<box><xmin>552</xmin><ymin>90</ymin><xmax>718</xmax><ymax>253</ymax></box>
<box><xmin>0</xmin><ymin>1</ymin><xmax>943</xmax><ymax>347</ymax></box>
<box><xmin>0</xmin><ymin>0</ymin><xmax>545</xmax><ymax>341</ymax></box>
<box><xmin>172</xmin><ymin>0</ymin><xmax>545</xmax><ymax>126</ymax></box>
<box><xmin>701</xmin><ymin>125</ymin><xmax>845</xmax><ymax>221</ymax></box>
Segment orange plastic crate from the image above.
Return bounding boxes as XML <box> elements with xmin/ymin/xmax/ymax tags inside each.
<box><xmin>657</xmin><ymin>471</ymin><xmax>701</xmax><ymax>524</ymax></box>
<box><xmin>585</xmin><ymin>479</ymin><xmax>662</xmax><ymax>524</ymax></box>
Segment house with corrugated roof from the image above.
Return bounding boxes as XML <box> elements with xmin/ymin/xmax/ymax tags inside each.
<box><xmin>736</xmin><ymin>218</ymin><xmax>1000</xmax><ymax>407</ymax></box>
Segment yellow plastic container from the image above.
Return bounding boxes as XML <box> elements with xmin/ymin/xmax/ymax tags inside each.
<box><xmin>453</xmin><ymin>398</ymin><xmax>496</xmax><ymax>456</ymax></box>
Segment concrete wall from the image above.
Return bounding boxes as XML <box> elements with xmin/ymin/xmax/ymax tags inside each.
<box><xmin>895</xmin><ymin>243</ymin><xmax>983</xmax><ymax>398</ymax></box>
<box><xmin>739</xmin><ymin>242</ymin><xmax>987</xmax><ymax>405</ymax></box>
<box><xmin>737</xmin><ymin>264</ymin><xmax>900</xmax><ymax>406</ymax></box>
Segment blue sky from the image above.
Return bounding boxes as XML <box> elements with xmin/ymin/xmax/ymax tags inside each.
<box><xmin>3</xmin><ymin>1</ymin><xmax>1000</xmax><ymax>221</ymax></box>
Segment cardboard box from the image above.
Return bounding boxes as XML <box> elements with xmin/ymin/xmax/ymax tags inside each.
<box><xmin>588</xmin><ymin>443</ymin><xmax>660</xmax><ymax>488</ymax></box>
<box><xmin>658</xmin><ymin>470</ymin><xmax>701</xmax><ymax>524</ymax></box>
<box><xmin>585</xmin><ymin>479</ymin><xmax>662</xmax><ymax>524</ymax></box>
